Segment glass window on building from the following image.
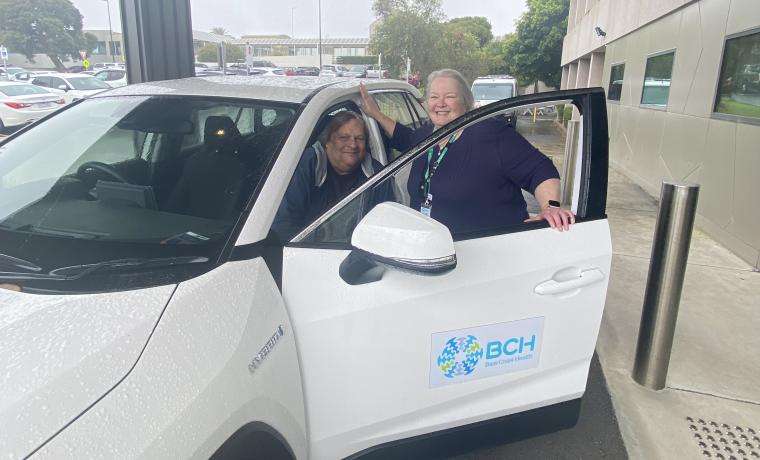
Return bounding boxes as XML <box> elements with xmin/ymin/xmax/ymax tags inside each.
<box><xmin>641</xmin><ymin>51</ymin><xmax>675</xmax><ymax>106</ymax></box>
<box><xmin>714</xmin><ymin>30</ymin><xmax>760</xmax><ymax>119</ymax></box>
<box><xmin>110</xmin><ymin>41</ymin><xmax>122</xmax><ymax>57</ymax></box>
<box><xmin>93</xmin><ymin>41</ymin><xmax>107</xmax><ymax>55</ymax></box>
<box><xmin>608</xmin><ymin>63</ymin><xmax>625</xmax><ymax>101</ymax></box>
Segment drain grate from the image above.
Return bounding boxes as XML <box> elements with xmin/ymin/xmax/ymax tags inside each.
<box><xmin>687</xmin><ymin>417</ymin><xmax>760</xmax><ymax>459</ymax></box>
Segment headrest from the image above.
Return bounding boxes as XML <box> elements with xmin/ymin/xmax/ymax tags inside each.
<box><xmin>204</xmin><ymin>116</ymin><xmax>241</xmax><ymax>144</ymax></box>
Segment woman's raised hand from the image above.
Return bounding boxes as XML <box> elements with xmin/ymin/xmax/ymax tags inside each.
<box><xmin>359</xmin><ymin>82</ymin><xmax>383</xmax><ymax>120</ymax></box>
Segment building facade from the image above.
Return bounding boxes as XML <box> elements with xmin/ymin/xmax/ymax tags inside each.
<box><xmin>562</xmin><ymin>0</ymin><xmax>760</xmax><ymax>269</ymax></box>
<box><xmin>231</xmin><ymin>37</ymin><xmax>371</xmax><ymax>67</ymax></box>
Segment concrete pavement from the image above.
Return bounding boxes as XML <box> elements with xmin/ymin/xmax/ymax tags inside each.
<box><xmin>600</xmin><ymin>167</ymin><xmax>760</xmax><ymax>459</ymax></box>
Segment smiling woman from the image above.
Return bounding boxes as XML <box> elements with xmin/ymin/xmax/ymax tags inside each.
<box><xmin>360</xmin><ymin>69</ymin><xmax>575</xmax><ymax>234</ymax></box>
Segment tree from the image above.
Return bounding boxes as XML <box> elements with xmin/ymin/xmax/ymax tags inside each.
<box><xmin>436</xmin><ymin>27</ymin><xmax>487</xmax><ymax>83</ymax></box>
<box><xmin>502</xmin><ymin>0</ymin><xmax>569</xmax><ymax>88</ymax></box>
<box><xmin>482</xmin><ymin>33</ymin><xmax>516</xmax><ymax>75</ymax></box>
<box><xmin>196</xmin><ymin>43</ymin><xmax>243</xmax><ymax>63</ymax></box>
<box><xmin>370</xmin><ymin>0</ymin><xmax>444</xmax><ymax>78</ymax></box>
<box><xmin>211</xmin><ymin>27</ymin><xmax>228</xmax><ymax>36</ymax></box>
<box><xmin>0</xmin><ymin>0</ymin><xmax>92</xmax><ymax>70</ymax></box>
<box><xmin>446</xmin><ymin>17</ymin><xmax>493</xmax><ymax>48</ymax></box>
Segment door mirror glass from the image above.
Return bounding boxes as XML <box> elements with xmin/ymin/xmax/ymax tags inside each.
<box><xmin>57</xmin><ymin>85</ymin><xmax>68</xmax><ymax>91</ymax></box>
<box><xmin>340</xmin><ymin>202</ymin><xmax>456</xmax><ymax>284</ymax></box>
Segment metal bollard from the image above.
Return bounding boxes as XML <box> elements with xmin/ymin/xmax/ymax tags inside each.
<box><xmin>632</xmin><ymin>181</ymin><xmax>700</xmax><ymax>390</ymax></box>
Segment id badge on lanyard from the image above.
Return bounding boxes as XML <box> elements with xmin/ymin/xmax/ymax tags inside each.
<box><xmin>420</xmin><ymin>131</ymin><xmax>459</xmax><ymax>217</ymax></box>
<box><xmin>420</xmin><ymin>193</ymin><xmax>433</xmax><ymax>216</ymax></box>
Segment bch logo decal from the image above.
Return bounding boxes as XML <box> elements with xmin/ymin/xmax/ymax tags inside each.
<box><xmin>437</xmin><ymin>335</ymin><xmax>483</xmax><ymax>378</ymax></box>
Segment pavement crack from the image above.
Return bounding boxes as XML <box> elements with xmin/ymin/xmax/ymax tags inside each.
<box><xmin>668</xmin><ymin>386</ymin><xmax>760</xmax><ymax>407</ymax></box>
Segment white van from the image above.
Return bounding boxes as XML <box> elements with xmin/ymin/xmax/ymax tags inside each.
<box><xmin>471</xmin><ymin>75</ymin><xmax>518</xmax><ymax>107</ymax></box>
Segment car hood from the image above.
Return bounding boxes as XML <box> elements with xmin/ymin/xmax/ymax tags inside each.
<box><xmin>0</xmin><ymin>284</ymin><xmax>176</xmax><ymax>457</ymax></box>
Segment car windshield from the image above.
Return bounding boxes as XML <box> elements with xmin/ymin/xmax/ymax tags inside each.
<box><xmin>350</xmin><ymin>66</ymin><xmax>365</xmax><ymax>72</ymax></box>
<box><xmin>472</xmin><ymin>83</ymin><xmax>515</xmax><ymax>101</ymax></box>
<box><xmin>0</xmin><ymin>84</ymin><xmax>50</xmax><ymax>96</ymax></box>
<box><xmin>0</xmin><ymin>95</ymin><xmax>297</xmax><ymax>291</ymax></box>
<box><xmin>68</xmin><ymin>77</ymin><xmax>111</xmax><ymax>90</ymax></box>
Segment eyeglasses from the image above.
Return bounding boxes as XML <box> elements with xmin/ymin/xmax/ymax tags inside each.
<box><xmin>334</xmin><ymin>134</ymin><xmax>366</xmax><ymax>144</ymax></box>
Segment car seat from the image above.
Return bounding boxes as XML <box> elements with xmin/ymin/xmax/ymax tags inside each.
<box><xmin>166</xmin><ymin>116</ymin><xmax>252</xmax><ymax>220</ymax></box>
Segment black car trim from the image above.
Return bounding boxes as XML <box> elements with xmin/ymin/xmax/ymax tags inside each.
<box><xmin>346</xmin><ymin>397</ymin><xmax>582</xmax><ymax>460</ymax></box>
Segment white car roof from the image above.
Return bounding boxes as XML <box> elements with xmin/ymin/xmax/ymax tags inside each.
<box><xmin>36</xmin><ymin>73</ymin><xmax>96</xmax><ymax>80</ymax></box>
<box><xmin>95</xmin><ymin>75</ymin><xmax>420</xmax><ymax>104</ymax></box>
<box><xmin>0</xmin><ymin>81</ymin><xmax>29</xmax><ymax>87</ymax></box>
<box><xmin>472</xmin><ymin>77</ymin><xmax>516</xmax><ymax>85</ymax></box>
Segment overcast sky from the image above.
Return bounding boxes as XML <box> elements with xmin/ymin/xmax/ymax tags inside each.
<box><xmin>71</xmin><ymin>0</ymin><xmax>527</xmax><ymax>38</ymax></box>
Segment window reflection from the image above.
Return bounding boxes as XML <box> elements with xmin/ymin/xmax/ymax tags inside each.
<box><xmin>641</xmin><ymin>52</ymin><xmax>675</xmax><ymax>106</ymax></box>
<box><xmin>715</xmin><ymin>31</ymin><xmax>760</xmax><ymax>119</ymax></box>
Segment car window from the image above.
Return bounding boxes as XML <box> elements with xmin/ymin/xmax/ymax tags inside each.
<box><xmin>0</xmin><ymin>84</ymin><xmax>51</xmax><ymax>97</ymax></box>
<box><xmin>49</xmin><ymin>77</ymin><xmax>67</xmax><ymax>89</ymax></box>
<box><xmin>111</xmin><ymin>70</ymin><xmax>126</xmax><ymax>80</ymax></box>
<box><xmin>0</xmin><ymin>96</ymin><xmax>298</xmax><ymax>290</ymax></box>
<box><xmin>68</xmin><ymin>77</ymin><xmax>110</xmax><ymax>90</ymax></box>
<box><xmin>95</xmin><ymin>72</ymin><xmax>109</xmax><ymax>81</ymax></box>
<box><xmin>299</xmin><ymin>99</ymin><xmax>577</xmax><ymax>244</ymax></box>
<box><xmin>33</xmin><ymin>77</ymin><xmax>50</xmax><ymax>87</ymax></box>
<box><xmin>182</xmin><ymin>104</ymin><xmax>257</xmax><ymax>148</ymax></box>
<box><xmin>406</xmin><ymin>94</ymin><xmax>429</xmax><ymax>125</ymax></box>
<box><xmin>373</xmin><ymin>92</ymin><xmax>417</xmax><ymax>161</ymax></box>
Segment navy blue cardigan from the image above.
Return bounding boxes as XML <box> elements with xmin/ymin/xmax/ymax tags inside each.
<box><xmin>391</xmin><ymin>119</ymin><xmax>559</xmax><ymax>235</ymax></box>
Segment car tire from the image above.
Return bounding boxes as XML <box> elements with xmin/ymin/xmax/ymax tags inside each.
<box><xmin>0</xmin><ymin>117</ymin><xmax>7</xmax><ymax>135</ymax></box>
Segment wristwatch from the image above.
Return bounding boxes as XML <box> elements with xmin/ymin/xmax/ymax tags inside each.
<box><xmin>547</xmin><ymin>200</ymin><xmax>561</xmax><ymax>208</ymax></box>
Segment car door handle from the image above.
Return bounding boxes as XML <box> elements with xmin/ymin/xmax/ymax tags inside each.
<box><xmin>534</xmin><ymin>268</ymin><xmax>605</xmax><ymax>295</ymax></box>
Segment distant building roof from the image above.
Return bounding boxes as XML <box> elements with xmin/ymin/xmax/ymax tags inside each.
<box><xmin>85</xmin><ymin>29</ymin><xmax>233</xmax><ymax>44</ymax></box>
<box><xmin>231</xmin><ymin>37</ymin><xmax>369</xmax><ymax>46</ymax></box>
<box><xmin>192</xmin><ymin>30</ymin><xmax>234</xmax><ymax>43</ymax></box>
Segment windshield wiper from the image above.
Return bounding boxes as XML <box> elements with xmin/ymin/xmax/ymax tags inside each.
<box><xmin>0</xmin><ymin>253</ymin><xmax>42</xmax><ymax>273</ymax></box>
<box><xmin>0</xmin><ymin>256</ymin><xmax>209</xmax><ymax>281</ymax></box>
<box><xmin>49</xmin><ymin>256</ymin><xmax>210</xmax><ymax>278</ymax></box>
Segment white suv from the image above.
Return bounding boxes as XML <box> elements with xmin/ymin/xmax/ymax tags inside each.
<box><xmin>0</xmin><ymin>76</ymin><xmax>611</xmax><ymax>459</ymax></box>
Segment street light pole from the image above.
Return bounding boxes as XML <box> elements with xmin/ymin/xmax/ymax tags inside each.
<box><xmin>318</xmin><ymin>0</ymin><xmax>322</xmax><ymax>69</ymax></box>
<box><xmin>102</xmin><ymin>0</ymin><xmax>116</xmax><ymax>62</ymax></box>
<box><xmin>291</xmin><ymin>6</ymin><xmax>297</xmax><ymax>56</ymax></box>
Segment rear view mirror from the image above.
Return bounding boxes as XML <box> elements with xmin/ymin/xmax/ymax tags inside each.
<box><xmin>339</xmin><ymin>202</ymin><xmax>456</xmax><ymax>284</ymax></box>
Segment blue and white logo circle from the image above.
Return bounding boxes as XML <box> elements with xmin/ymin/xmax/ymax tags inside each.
<box><xmin>437</xmin><ymin>335</ymin><xmax>483</xmax><ymax>378</ymax></box>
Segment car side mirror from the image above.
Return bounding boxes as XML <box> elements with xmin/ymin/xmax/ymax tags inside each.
<box><xmin>339</xmin><ymin>202</ymin><xmax>457</xmax><ymax>285</ymax></box>
<box><xmin>57</xmin><ymin>85</ymin><xmax>69</xmax><ymax>91</ymax></box>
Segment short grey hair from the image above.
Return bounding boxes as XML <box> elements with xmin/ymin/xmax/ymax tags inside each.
<box><xmin>318</xmin><ymin>110</ymin><xmax>368</xmax><ymax>146</ymax></box>
<box><xmin>426</xmin><ymin>69</ymin><xmax>475</xmax><ymax>111</ymax></box>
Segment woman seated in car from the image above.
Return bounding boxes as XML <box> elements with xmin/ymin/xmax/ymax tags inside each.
<box><xmin>272</xmin><ymin>111</ymin><xmax>392</xmax><ymax>241</ymax></box>
<box><xmin>360</xmin><ymin>69</ymin><xmax>575</xmax><ymax>234</ymax></box>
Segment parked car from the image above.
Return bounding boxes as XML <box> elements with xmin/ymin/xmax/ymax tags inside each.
<box><xmin>250</xmin><ymin>67</ymin><xmax>285</xmax><ymax>76</ymax></box>
<box><xmin>0</xmin><ymin>67</ymin><xmax>27</xmax><ymax>81</ymax></box>
<box><xmin>31</xmin><ymin>73</ymin><xmax>111</xmax><ymax>103</ymax></box>
<box><xmin>282</xmin><ymin>67</ymin><xmax>297</xmax><ymax>76</ymax></box>
<box><xmin>296</xmin><ymin>66</ymin><xmax>320</xmax><ymax>76</ymax></box>
<box><xmin>93</xmin><ymin>68</ymin><xmax>128</xmax><ymax>88</ymax></box>
<box><xmin>320</xmin><ymin>64</ymin><xmax>348</xmax><ymax>77</ymax></box>
<box><xmin>92</xmin><ymin>62</ymin><xmax>125</xmax><ymax>70</ymax></box>
<box><xmin>0</xmin><ymin>76</ymin><xmax>611</xmax><ymax>460</ymax></box>
<box><xmin>9</xmin><ymin>70</ymin><xmax>55</xmax><ymax>83</ymax></box>
<box><xmin>343</xmin><ymin>65</ymin><xmax>368</xmax><ymax>78</ymax></box>
<box><xmin>0</xmin><ymin>81</ymin><xmax>65</xmax><ymax>132</ymax></box>
<box><xmin>365</xmin><ymin>65</ymin><xmax>391</xmax><ymax>79</ymax></box>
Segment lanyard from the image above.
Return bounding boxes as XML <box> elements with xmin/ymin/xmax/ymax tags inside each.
<box><xmin>421</xmin><ymin>132</ymin><xmax>460</xmax><ymax>198</ymax></box>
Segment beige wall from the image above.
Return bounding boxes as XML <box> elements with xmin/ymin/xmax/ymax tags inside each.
<box><xmin>563</xmin><ymin>0</ymin><xmax>697</xmax><ymax>65</ymax></box>
<box><xmin>598</xmin><ymin>0</ymin><xmax>760</xmax><ymax>268</ymax></box>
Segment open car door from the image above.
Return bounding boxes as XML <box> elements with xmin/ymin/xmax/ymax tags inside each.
<box><xmin>280</xmin><ymin>88</ymin><xmax>610</xmax><ymax>459</ymax></box>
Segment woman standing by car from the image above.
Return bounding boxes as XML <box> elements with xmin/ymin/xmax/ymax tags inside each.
<box><xmin>359</xmin><ymin>68</ymin><xmax>575</xmax><ymax>234</ymax></box>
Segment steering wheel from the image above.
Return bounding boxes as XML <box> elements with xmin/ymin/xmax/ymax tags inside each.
<box><xmin>76</xmin><ymin>161</ymin><xmax>130</xmax><ymax>187</ymax></box>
